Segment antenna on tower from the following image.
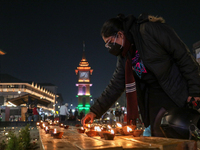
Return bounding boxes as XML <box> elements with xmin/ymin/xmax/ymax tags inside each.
<box><xmin>83</xmin><ymin>41</ymin><xmax>85</xmax><ymax>52</ymax></box>
<box><xmin>82</xmin><ymin>41</ymin><xmax>86</xmax><ymax>60</ymax></box>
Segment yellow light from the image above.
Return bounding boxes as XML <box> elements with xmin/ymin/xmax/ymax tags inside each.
<box><xmin>116</xmin><ymin>123</ymin><xmax>122</xmax><ymax>128</ymax></box>
<box><xmin>111</xmin><ymin>129</ymin><xmax>114</xmax><ymax>134</ymax></box>
<box><xmin>127</xmin><ymin>126</ymin><xmax>132</xmax><ymax>132</ymax></box>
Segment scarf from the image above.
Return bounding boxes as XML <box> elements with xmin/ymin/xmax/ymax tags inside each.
<box><xmin>122</xmin><ymin>37</ymin><xmax>139</xmax><ymax>125</ymax></box>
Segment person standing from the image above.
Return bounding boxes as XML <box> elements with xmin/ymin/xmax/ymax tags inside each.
<box><xmin>109</xmin><ymin>110</ymin><xmax>114</xmax><ymax>125</ymax></box>
<box><xmin>82</xmin><ymin>13</ymin><xmax>200</xmax><ymax>137</ymax></box>
<box><xmin>80</xmin><ymin>111</ymin><xmax>84</xmax><ymax>120</ymax></box>
<box><xmin>27</xmin><ymin>105</ymin><xmax>33</xmax><ymax>122</ymax></box>
<box><xmin>120</xmin><ymin>108</ymin><xmax>124</xmax><ymax>124</ymax></box>
<box><xmin>115</xmin><ymin>108</ymin><xmax>120</xmax><ymax>122</ymax></box>
<box><xmin>33</xmin><ymin>106</ymin><xmax>39</xmax><ymax>122</ymax></box>
<box><xmin>60</xmin><ymin>103</ymin><xmax>69</xmax><ymax>122</ymax></box>
<box><xmin>75</xmin><ymin>109</ymin><xmax>78</xmax><ymax>121</ymax></box>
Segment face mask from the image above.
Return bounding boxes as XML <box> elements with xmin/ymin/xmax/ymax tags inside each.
<box><xmin>107</xmin><ymin>36</ymin><xmax>124</xmax><ymax>56</ymax></box>
<box><xmin>107</xmin><ymin>43</ymin><xmax>123</xmax><ymax>56</ymax></box>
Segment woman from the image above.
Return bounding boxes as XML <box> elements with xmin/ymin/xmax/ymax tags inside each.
<box><xmin>109</xmin><ymin>110</ymin><xmax>114</xmax><ymax>125</ymax></box>
<box><xmin>82</xmin><ymin>13</ymin><xmax>200</xmax><ymax>137</ymax></box>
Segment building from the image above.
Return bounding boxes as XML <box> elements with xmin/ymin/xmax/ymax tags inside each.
<box><xmin>0</xmin><ymin>74</ymin><xmax>56</xmax><ymax>121</ymax></box>
<box><xmin>75</xmin><ymin>43</ymin><xmax>93</xmax><ymax>115</ymax></box>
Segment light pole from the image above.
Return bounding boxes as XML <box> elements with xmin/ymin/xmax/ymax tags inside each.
<box><xmin>70</xmin><ymin>104</ymin><xmax>73</xmax><ymax>109</ymax></box>
<box><xmin>90</xmin><ymin>99</ymin><xmax>93</xmax><ymax>105</ymax></box>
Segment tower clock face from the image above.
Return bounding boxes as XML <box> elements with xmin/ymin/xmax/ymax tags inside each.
<box><xmin>79</xmin><ymin>71</ymin><xmax>89</xmax><ymax>79</ymax></box>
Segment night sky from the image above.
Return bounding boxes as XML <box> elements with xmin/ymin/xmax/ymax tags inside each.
<box><xmin>0</xmin><ymin>0</ymin><xmax>200</xmax><ymax>108</ymax></box>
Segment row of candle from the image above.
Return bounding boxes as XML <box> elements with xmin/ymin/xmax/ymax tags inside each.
<box><xmin>78</xmin><ymin>122</ymin><xmax>143</xmax><ymax>138</ymax></box>
<box><xmin>36</xmin><ymin>120</ymin><xmax>66</xmax><ymax>139</ymax></box>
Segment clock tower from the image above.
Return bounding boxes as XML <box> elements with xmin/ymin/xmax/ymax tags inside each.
<box><xmin>75</xmin><ymin>43</ymin><xmax>93</xmax><ymax>115</ymax></box>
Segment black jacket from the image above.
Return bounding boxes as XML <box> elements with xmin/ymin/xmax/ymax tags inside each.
<box><xmin>90</xmin><ymin>15</ymin><xmax>200</xmax><ymax>126</ymax></box>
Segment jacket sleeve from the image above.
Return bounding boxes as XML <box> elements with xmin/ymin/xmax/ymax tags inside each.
<box><xmin>145</xmin><ymin>22</ymin><xmax>200</xmax><ymax>96</ymax></box>
<box><xmin>90</xmin><ymin>56</ymin><xmax>126</xmax><ymax>118</ymax></box>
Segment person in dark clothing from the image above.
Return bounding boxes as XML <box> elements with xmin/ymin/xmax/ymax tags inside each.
<box><xmin>81</xmin><ymin>13</ymin><xmax>200</xmax><ymax>137</ymax></box>
<box><xmin>27</xmin><ymin>106</ymin><xmax>33</xmax><ymax>122</ymax></box>
<box><xmin>115</xmin><ymin>108</ymin><xmax>120</xmax><ymax>122</ymax></box>
<box><xmin>75</xmin><ymin>109</ymin><xmax>78</xmax><ymax>120</ymax></box>
<box><xmin>80</xmin><ymin>111</ymin><xmax>84</xmax><ymax>120</ymax></box>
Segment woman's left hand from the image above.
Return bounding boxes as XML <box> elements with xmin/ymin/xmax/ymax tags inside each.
<box><xmin>187</xmin><ymin>96</ymin><xmax>200</xmax><ymax>102</ymax></box>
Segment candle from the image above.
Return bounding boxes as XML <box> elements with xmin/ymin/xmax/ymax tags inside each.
<box><xmin>103</xmin><ymin>129</ymin><xmax>115</xmax><ymax>140</ymax></box>
<box><xmin>107</xmin><ymin>125</ymin><xmax>111</xmax><ymax>129</ymax></box>
<box><xmin>45</xmin><ymin>126</ymin><xmax>49</xmax><ymax>133</ymax></box>
<box><xmin>54</xmin><ymin>128</ymin><xmax>57</xmax><ymax>134</ymax></box>
<box><xmin>127</xmin><ymin>126</ymin><xmax>132</xmax><ymax>133</ymax></box>
<box><xmin>94</xmin><ymin>126</ymin><xmax>101</xmax><ymax>132</ymax></box>
<box><xmin>111</xmin><ymin>129</ymin><xmax>114</xmax><ymax>134</ymax></box>
<box><xmin>116</xmin><ymin>123</ymin><xmax>122</xmax><ymax>128</ymax></box>
<box><xmin>77</xmin><ymin>127</ymin><xmax>85</xmax><ymax>133</ymax></box>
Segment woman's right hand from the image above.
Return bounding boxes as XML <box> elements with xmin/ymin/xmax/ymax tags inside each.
<box><xmin>81</xmin><ymin>112</ymin><xmax>96</xmax><ymax>126</ymax></box>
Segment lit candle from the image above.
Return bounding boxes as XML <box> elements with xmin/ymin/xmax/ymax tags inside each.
<box><xmin>107</xmin><ymin>125</ymin><xmax>111</xmax><ymax>129</ymax></box>
<box><xmin>127</xmin><ymin>126</ymin><xmax>132</xmax><ymax>133</ymax></box>
<box><xmin>116</xmin><ymin>123</ymin><xmax>122</xmax><ymax>128</ymax></box>
<box><xmin>111</xmin><ymin>129</ymin><xmax>114</xmax><ymax>134</ymax></box>
<box><xmin>54</xmin><ymin>128</ymin><xmax>57</xmax><ymax>134</ymax></box>
<box><xmin>94</xmin><ymin>126</ymin><xmax>101</xmax><ymax>132</ymax></box>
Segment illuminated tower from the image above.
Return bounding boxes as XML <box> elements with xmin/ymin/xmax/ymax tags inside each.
<box><xmin>75</xmin><ymin>42</ymin><xmax>93</xmax><ymax>114</ymax></box>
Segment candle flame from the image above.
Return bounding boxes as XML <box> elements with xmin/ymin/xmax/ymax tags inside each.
<box><xmin>127</xmin><ymin>126</ymin><xmax>132</xmax><ymax>132</ymax></box>
<box><xmin>116</xmin><ymin>123</ymin><xmax>122</xmax><ymax>127</ymax></box>
<box><xmin>54</xmin><ymin>128</ymin><xmax>57</xmax><ymax>133</ymax></box>
<box><xmin>111</xmin><ymin>129</ymin><xmax>114</xmax><ymax>134</ymax></box>
<box><xmin>81</xmin><ymin>127</ymin><xmax>84</xmax><ymax>130</ymax></box>
<box><xmin>61</xmin><ymin>124</ymin><xmax>63</xmax><ymax>126</ymax></box>
<box><xmin>94</xmin><ymin>126</ymin><xmax>101</xmax><ymax>132</ymax></box>
<box><xmin>42</xmin><ymin>123</ymin><xmax>45</xmax><ymax>127</ymax></box>
<box><xmin>88</xmin><ymin>124</ymin><xmax>90</xmax><ymax>128</ymax></box>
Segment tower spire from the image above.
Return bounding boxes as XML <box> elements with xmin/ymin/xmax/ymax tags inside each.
<box><xmin>82</xmin><ymin>41</ymin><xmax>86</xmax><ymax>60</ymax></box>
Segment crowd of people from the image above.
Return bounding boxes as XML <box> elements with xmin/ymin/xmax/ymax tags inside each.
<box><xmin>108</xmin><ymin>107</ymin><xmax>125</xmax><ymax>125</ymax></box>
<box><xmin>26</xmin><ymin>105</ymin><xmax>45</xmax><ymax>122</ymax></box>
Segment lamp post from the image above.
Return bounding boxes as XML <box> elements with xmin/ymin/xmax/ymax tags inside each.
<box><xmin>90</xmin><ymin>99</ymin><xmax>93</xmax><ymax>105</ymax></box>
<box><xmin>70</xmin><ymin>104</ymin><xmax>73</xmax><ymax>109</ymax></box>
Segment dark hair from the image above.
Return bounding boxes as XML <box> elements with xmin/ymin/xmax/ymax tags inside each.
<box><xmin>101</xmin><ymin>14</ymin><xmax>125</xmax><ymax>38</ymax></box>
